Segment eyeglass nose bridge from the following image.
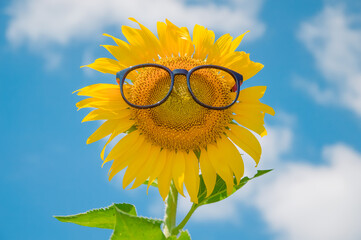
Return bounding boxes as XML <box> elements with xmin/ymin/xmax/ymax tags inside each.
<box><xmin>173</xmin><ymin>69</ymin><xmax>188</xmax><ymax>76</ymax></box>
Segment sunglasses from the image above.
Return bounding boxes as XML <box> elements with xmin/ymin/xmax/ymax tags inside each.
<box><xmin>116</xmin><ymin>64</ymin><xmax>243</xmax><ymax>110</ymax></box>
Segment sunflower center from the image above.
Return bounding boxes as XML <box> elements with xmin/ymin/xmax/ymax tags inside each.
<box><xmin>130</xmin><ymin>56</ymin><xmax>232</xmax><ymax>151</ymax></box>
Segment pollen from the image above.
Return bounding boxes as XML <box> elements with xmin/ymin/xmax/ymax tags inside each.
<box><xmin>130</xmin><ymin>56</ymin><xmax>233</xmax><ymax>151</ymax></box>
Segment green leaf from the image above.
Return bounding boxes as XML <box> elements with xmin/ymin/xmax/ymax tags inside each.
<box><xmin>196</xmin><ymin>169</ymin><xmax>273</xmax><ymax>206</ymax></box>
<box><xmin>177</xmin><ymin>231</ymin><xmax>191</xmax><ymax>240</ymax></box>
<box><xmin>54</xmin><ymin>203</ymin><xmax>136</xmax><ymax>229</ymax></box>
<box><xmin>253</xmin><ymin>169</ymin><xmax>273</xmax><ymax>178</ymax></box>
<box><xmin>166</xmin><ymin>230</ymin><xmax>191</xmax><ymax>240</ymax></box>
<box><xmin>110</xmin><ymin>206</ymin><xmax>166</xmax><ymax>240</ymax></box>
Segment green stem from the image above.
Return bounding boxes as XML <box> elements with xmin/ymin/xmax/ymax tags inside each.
<box><xmin>163</xmin><ymin>182</ymin><xmax>178</xmax><ymax>238</ymax></box>
<box><xmin>172</xmin><ymin>204</ymin><xmax>197</xmax><ymax>235</ymax></box>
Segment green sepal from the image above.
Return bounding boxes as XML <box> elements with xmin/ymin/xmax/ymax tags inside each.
<box><xmin>110</xmin><ymin>206</ymin><xmax>165</xmax><ymax>240</ymax></box>
<box><xmin>143</xmin><ymin>179</ymin><xmax>158</xmax><ymax>188</ymax></box>
<box><xmin>196</xmin><ymin>169</ymin><xmax>273</xmax><ymax>206</ymax></box>
<box><xmin>54</xmin><ymin>203</ymin><xmax>136</xmax><ymax>229</ymax></box>
<box><xmin>125</xmin><ymin>125</ymin><xmax>137</xmax><ymax>134</ymax></box>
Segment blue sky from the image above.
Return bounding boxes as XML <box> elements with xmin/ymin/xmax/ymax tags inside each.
<box><xmin>1</xmin><ymin>0</ymin><xmax>361</xmax><ymax>239</ymax></box>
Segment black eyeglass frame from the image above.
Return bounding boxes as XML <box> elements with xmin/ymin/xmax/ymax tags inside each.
<box><xmin>116</xmin><ymin>63</ymin><xmax>243</xmax><ymax>110</ymax></box>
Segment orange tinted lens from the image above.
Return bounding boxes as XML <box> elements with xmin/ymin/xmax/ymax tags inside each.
<box><xmin>122</xmin><ymin>67</ymin><xmax>171</xmax><ymax>106</ymax></box>
<box><xmin>189</xmin><ymin>68</ymin><xmax>236</xmax><ymax>108</ymax></box>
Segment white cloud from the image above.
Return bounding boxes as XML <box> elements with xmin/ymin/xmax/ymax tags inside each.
<box><xmin>43</xmin><ymin>51</ymin><xmax>63</xmax><ymax>71</ymax></box>
<box><xmin>293</xmin><ymin>76</ymin><xmax>334</xmax><ymax>104</ymax></box>
<box><xmin>258</xmin><ymin>124</ymin><xmax>293</xmax><ymax>167</ymax></box>
<box><xmin>254</xmin><ymin>143</ymin><xmax>361</xmax><ymax>240</ymax></box>
<box><xmin>297</xmin><ymin>5</ymin><xmax>361</xmax><ymax>116</ymax></box>
<box><xmin>6</xmin><ymin>0</ymin><xmax>265</xmax><ymax>48</ymax></box>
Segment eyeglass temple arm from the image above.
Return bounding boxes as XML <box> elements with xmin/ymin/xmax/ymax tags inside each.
<box><xmin>116</xmin><ymin>69</ymin><xmax>129</xmax><ymax>85</ymax></box>
<box><xmin>230</xmin><ymin>71</ymin><xmax>243</xmax><ymax>92</ymax></box>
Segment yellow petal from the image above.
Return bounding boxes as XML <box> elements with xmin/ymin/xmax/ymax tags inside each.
<box><xmin>218</xmin><ymin>137</ymin><xmax>244</xmax><ymax>183</ymax></box>
<box><xmin>103</xmin><ymin>33</ymin><xmax>126</xmax><ymax>47</ymax></box>
<box><xmin>164</xmin><ymin>19</ymin><xmax>182</xmax><ymax>56</ymax></box>
<box><xmin>178</xmin><ymin>27</ymin><xmax>194</xmax><ymax>57</ymax></box>
<box><xmin>222</xmin><ymin>51</ymin><xmax>263</xmax><ymax>81</ymax></box>
<box><xmin>98</xmin><ymin>119</ymin><xmax>134</xmax><ymax>159</ymax></box>
<box><xmin>87</xmin><ymin>120</ymin><xmax>118</xmax><ymax>144</ymax></box>
<box><xmin>156</xmin><ymin>21</ymin><xmax>171</xmax><ymax>57</ymax></box>
<box><xmin>121</xmin><ymin>22</ymin><xmax>159</xmax><ymax>62</ymax></box>
<box><xmin>75</xmin><ymin>84</ymin><xmax>122</xmax><ymax>100</ymax></box>
<box><xmin>103</xmin><ymin>131</ymin><xmax>141</xmax><ymax>166</ymax></box>
<box><xmin>147</xmin><ymin>148</ymin><xmax>167</xmax><ymax>191</ymax></box>
<box><xmin>108</xmin><ymin>134</ymin><xmax>145</xmax><ymax>180</ymax></box>
<box><xmin>227</xmin><ymin>124</ymin><xmax>262</xmax><ymax>165</ymax></box>
<box><xmin>232</xmin><ymin>102</ymin><xmax>275</xmax><ymax>116</ymax></box>
<box><xmin>183</xmin><ymin>151</ymin><xmax>200</xmax><ymax>203</ymax></box>
<box><xmin>129</xmin><ymin>18</ymin><xmax>164</xmax><ymax>58</ymax></box>
<box><xmin>76</xmin><ymin>98</ymin><xmax>98</xmax><ymax>109</ymax></box>
<box><xmin>224</xmin><ymin>51</ymin><xmax>249</xmax><ymax>68</ymax></box>
<box><xmin>172</xmin><ymin>151</ymin><xmax>185</xmax><ymax>196</ymax></box>
<box><xmin>100</xmin><ymin>131</ymin><xmax>120</xmax><ymax>160</ymax></box>
<box><xmin>232</xmin><ymin>113</ymin><xmax>266</xmax><ymax>137</ymax></box>
<box><xmin>157</xmin><ymin>19</ymin><xmax>192</xmax><ymax>57</ymax></box>
<box><xmin>209</xmin><ymin>31</ymin><xmax>249</xmax><ymax>62</ymax></box>
<box><xmin>122</xmin><ymin>26</ymin><xmax>144</xmax><ymax>47</ymax></box>
<box><xmin>76</xmin><ymin>98</ymin><xmax>128</xmax><ymax>111</ymax></box>
<box><xmin>199</xmin><ymin>149</ymin><xmax>216</xmax><ymax>197</ymax></box>
<box><xmin>101</xmin><ymin>45</ymin><xmax>136</xmax><ymax>68</ymax></box>
<box><xmin>207</xmin><ymin>144</ymin><xmax>234</xmax><ymax>195</ymax></box>
<box><xmin>157</xmin><ymin>150</ymin><xmax>174</xmax><ymax>201</ymax></box>
<box><xmin>81</xmin><ymin>109</ymin><xmax>130</xmax><ymax>122</ymax></box>
<box><xmin>229</xmin><ymin>31</ymin><xmax>249</xmax><ymax>52</ymax></box>
<box><xmin>103</xmin><ymin>33</ymin><xmax>145</xmax><ymax>67</ymax></box>
<box><xmin>215</xmin><ymin>33</ymin><xmax>233</xmax><ymax>56</ymax></box>
<box><xmin>192</xmin><ymin>24</ymin><xmax>215</xmax><ymax>60</ymax></box>
<box><xmin>81</xmin><ymin>58</ymin><xmax>121</xmax><ymax>75</ymax></box>
<box><xmin>82</xmin><ymin>109</ymin><xmax>118</xmax><ymax>122</ymax></box>
<box><xmin>130</xmin><ymin>145</ymin><xmax>161</xmax><ymax>189</ymax></box>
<box><xmin>234</xmin><ymin>61</ymin><xmax>264</xmax><ymax>81</ymax></box>
<box><xmin>122</xmin><ymin>143</ymin><xmax>152</xmax><ymax>189</ymax></box>
<box><xmin>208</xmin><ymin>35</ymin><xmax>245</xmax><ymax>65</ymax></box>
<box><xmin>238</xmin><ymin>86</ymin><xmax>267</xmax><ymax>102</ymax></box>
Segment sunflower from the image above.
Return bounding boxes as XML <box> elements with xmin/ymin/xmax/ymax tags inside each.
<box><xmin>75</xmin><ymin>18</ymin><xmax>274</xmax><ymax>203</ymax></box>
